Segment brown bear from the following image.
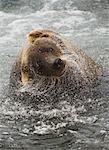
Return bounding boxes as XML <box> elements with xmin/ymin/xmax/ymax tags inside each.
<box><xmin>9</xmin><ymin>29</ymin><xmax>102</xmax><ymax>104</ymax></box>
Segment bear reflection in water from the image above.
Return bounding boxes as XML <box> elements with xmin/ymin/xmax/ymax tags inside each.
<box><xmin>9</xmin><ymin>29</ymin><xmax>102</xmax><ymax>106</ymax></box>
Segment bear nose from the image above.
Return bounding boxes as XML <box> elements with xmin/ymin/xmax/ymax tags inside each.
<box><xmin>53</xmin><ymin>58</ymin><xmax>64</xmax><ymax>68</ymax></box>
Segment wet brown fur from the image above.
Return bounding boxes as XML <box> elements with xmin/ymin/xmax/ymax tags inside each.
<box><xmin>9</xmin><ymin>29</ymin><xmax>102</xmax><ymax>99</ymax></box>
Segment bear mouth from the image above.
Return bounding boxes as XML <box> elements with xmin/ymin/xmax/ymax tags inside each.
<box><xmin>58</xmin><ymin>64</ymin><xmax>67</xmax><ymax>77</ymax></box>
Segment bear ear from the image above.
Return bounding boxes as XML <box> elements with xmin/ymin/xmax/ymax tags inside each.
<box><xmin>27</xmin><ymin>30</ymin><xmax>43</xmax><ymax>44</ymax></box>
<box><xmin>27</xmin><ymin>30</ymin><xmax>52</xmax><ymax>44</ymax></box>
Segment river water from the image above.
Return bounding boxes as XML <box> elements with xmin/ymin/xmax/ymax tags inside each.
<box><xmin>0</xmin><ymin>0</ymin><xmax>109</xmax><ymax>149</ymax></box>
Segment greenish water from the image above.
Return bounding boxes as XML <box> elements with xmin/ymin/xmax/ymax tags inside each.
<box><xmin>0</xmin><ymin>0</ymin><xmax>109</xmax><ymax>149</ymax></box>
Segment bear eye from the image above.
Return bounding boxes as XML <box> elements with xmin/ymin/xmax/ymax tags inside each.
<box><xmin>38</xmin><ymin>47</ymin><xmax>54</xmax><ymax>53</ymax></box>
<box><xmin>49</xmin><ymin>48</ymin><xmax>53</xmax><ymax>52</ymax></box>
